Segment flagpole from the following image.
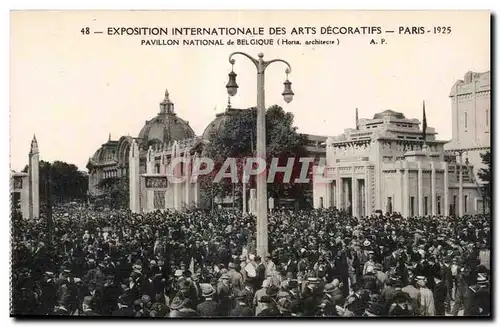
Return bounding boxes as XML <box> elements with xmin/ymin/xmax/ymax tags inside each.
<box><xmin>422</xmin><ymin>100</ymin><xmax>428</xmax><ymax>152</ymax></box>
<box><xmin>355</xmin><ymin>108</ymin><xmax>359</xmax><ymax>130</ymax></box>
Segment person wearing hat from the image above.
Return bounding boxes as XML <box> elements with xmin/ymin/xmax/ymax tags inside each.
<box><xmin>127</xmin><ymin>270</ymin><xmax>143</xmax><ymax>302</ymax></box>
<box><xmin>451</xmin><ymin>266</ymin><xmax>469</xmax><ymax>316</ymax></box>
<box><xmin>388</xmin><ymin>291</ymin><xmax>412</xmax><ymax>316</ymax></box>
<box><xmin>327</xmin><ymin>279</ymin><xmax>345</xmax><ymax>306</ymax></box>
<box><xmin>415</xmin><ymin>277</ymin><xmax>435</xmax><ymax>316</ymax></box>
<box><xmin>253</xmin><ymin>279</ymin><xmax>270</xmax><ymax>315</ymax></box>
<box><xmin>321</xmin><ymin>283</ymin><xmax>340</xmax><ymax>315</ymax></box>
<box><xmin>362</xmin><ymin>251</ymin><xmax>376</xmax><ymax>276</ymax></box>
<box><xmin>266</xmin><ymin>285</ymin><xmax>280</xmax><ymax>299</ymax></box>
<box><xmin>381</xmin><ymin>277</ymin><xmax>399</xmax><ymax>304</ymax></box>
<box><xmin>383</xmin><ymin>250</ymin><xmax>399</xmax><ymax>273</ymax></box>
<box><xmin>463</xmin><ymin>273</ymin><xmax>490</xmax><ymax>316</ymax></box>
<box><xmin>345</xmin><ymin>282</ymin><xmax>366</xmax><ymax>316</ymax></box>
<box><xmin>228</xmin><ymin>262</ymin><xmax>243</xmax><ymax>291</ymax></box>
<box><xmin>168</xmin><ymin>297</ymin><xmax>199</xmax><ymax>317</ymax></box>
<box><xmin>361</xmin><ymin>266</ymin><xmax>377</xmax><ymax>294</ymax></box>
<box><xmin>301</xmin><ymin>277</ymin><xmax>323</xmax><ymax>317</ymax></box>
<box><xmin>253</xmin><ymin>256</ymin><xmax>267</xmax><ymax>292</ymax></box>
<box><xmin>439</xmin><ymin>256</ymin><xmax>454</xmax><ymax>313</ymax></box>
<box><xmin>217</xmin><ymin>273</ymin><xmax>232</xmax><ymax>316</ymax></box>
<box><xmin>263</xmin><ymin>254</ymin><xmax>276</xmax><ymax>277</ymax></box>
<box><xmin>363</xmin><ymin>301</ymin><xmax>385</xmax><ymax>317</ymax></box>
<box><xmin>276</xmin><ymin>298</ymin><xmax>293</xmax><ymax>317</ymax></box>
<box><xmin>475</xmin><ymin>273</ymin><xmax>490</xmax><ymax>316</ymax></box>
<box><xmin>229</xmin><ymin>290</ymin><xmax>253</xmax><ymax>317</ymax></box>
<box><xmin>256</xmin><ymin>295</ymin><xmax>279</xmax><ymax>317</ymax></box>
<box><xmin>401</xmin><ymin>276</ymin><xmax>419</xmax><ymax>310</ymax></box>
<box><xmin>284</xmin><ymin>253</ymin><xmax>299</xmax><ymax>280</ymax></box>
<box><xmin>373</xmin><ymin>263</ymin><xmax>387</xmax><ymax>288</ymax></box>
<box><xmin>171</xmin><ymin>278</ymin><xmax>192</xmax><ymax>305</ymax></box>
<box><xmin>39</xmin><ymin>271</ymin><xmax>57</xmax><ymax>314</ymax></box>
<box><xmin>196</xmin><ymin>284</ymin><xmax>219</xmax><ymax>317</ymax></box>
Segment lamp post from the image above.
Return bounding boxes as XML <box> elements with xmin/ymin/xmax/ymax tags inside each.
<box><xmin>226</xmin><ymin>52</ymin><xmax>294</xmax><ymax>257</ymax></box>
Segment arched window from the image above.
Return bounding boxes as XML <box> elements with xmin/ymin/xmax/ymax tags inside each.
<box><xmin>486</xmin><ymin>109</ymin><xmax>489</xmax><ymax>127</ymax></box>
<box><xmin>464</xmin><ymin>112</ymin><xmax>468</xmax><ymax>130</ymax></box>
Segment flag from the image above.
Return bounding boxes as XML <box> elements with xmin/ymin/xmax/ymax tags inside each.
<box><xmin>422</xmin><ymin>101</ymin><xmax>427</xmax><ymax>142</ymax></box>
<box><xmin>355</xmin><ymin>108</ymin><xmax>359</xmax><ymax>130</ymax></box>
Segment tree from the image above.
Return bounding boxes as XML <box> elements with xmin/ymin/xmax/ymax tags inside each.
<box><xmin>23</xmin><ymin>160</ymin><xmax>88</xmax><ymax>204</ymax></box>
<box><xmin>203</xmin><ymin>105</ymin><xmax>310</xmax><ymax>203</ymax></box>
<box><xmin>95</xmin><ymin>176</ymin><xmax>129</xmax><ymax>209</ymax></box>
<box><xmin>477</xmin><ymin>151</ymin><xmax>491</xmax><ymax>212</ymax></box>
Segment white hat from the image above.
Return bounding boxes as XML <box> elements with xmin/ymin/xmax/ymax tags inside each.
<box><xmin>363</xmin><ymin>240</ymin><xmax>371</xmax><ymax>247</ymax></box>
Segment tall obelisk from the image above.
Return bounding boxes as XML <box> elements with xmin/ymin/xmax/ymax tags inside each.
<box><xmin>28</xmin><ymin>135</ymin><xmax>40</xmax><ymax>219</ymax></box>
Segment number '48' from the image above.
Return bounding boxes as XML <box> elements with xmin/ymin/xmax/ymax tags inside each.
<box><xmin>81</xmin><ymin>27</ymin><xmax>90</xmax><ymax>35</ymax></box>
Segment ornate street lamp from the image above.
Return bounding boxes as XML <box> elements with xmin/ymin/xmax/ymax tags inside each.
<box><xmin>226</xmin><ymin>68</ymin><xmax>239</xmax><ymax>96</ymax></box>
<box><xmin>226</xmin><ymin>52</ymin><xmax>293</xmax><ymax>257</ymax></box>
<box><xmin>282</xmin><ymin>69</ymin><xmax>294</xmax><ymax>104</ymax></box>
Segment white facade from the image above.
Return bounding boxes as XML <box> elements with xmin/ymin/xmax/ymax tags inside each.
<box><xmin>313</xmin><ymin>110</ymin><xmax>482</xmax><ymax>217</ymax></box>
<box><xmin>129</xmin><ymin>138</ymin><xmax>202</xmax><ymax>213</ymax></box>
<box><xmin>445</xmin><ymin>71</ymin><xmax>491</xmax><ymax>184</ymax></box>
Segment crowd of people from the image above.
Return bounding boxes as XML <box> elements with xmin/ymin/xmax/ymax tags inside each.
<box><xmin>12</xmin><ymin>205</ymin><xmax>491</xmax><ymax>317</ymax></box>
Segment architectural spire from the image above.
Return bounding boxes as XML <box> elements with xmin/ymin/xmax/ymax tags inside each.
<box><xmin>108</xmin><ymin>133</ymin><xmax>111</xmax><ymax>142</ymax></box>
<box><xmin>159</xmin><ymin>88</ymin><xmax>174</xmax><ymax>114</ymax></box>
<box><xmin>226</xmin><ymin>96</ymin><xmax>232</xmax><ymax>111</ymax></box>
<box><xmin>30</xmin><ymin>134</ymin><xmax>39</xmax><ymax>154</ymax></box>
<box><xmin>164</xmin><ymin>88</ymin><xmax>170</xmax><ymax>102</ymax></box>
<box><xmin>422</xmin><ymin>100</ymin><xmax>427</xmax><ymax>144</ymax></box>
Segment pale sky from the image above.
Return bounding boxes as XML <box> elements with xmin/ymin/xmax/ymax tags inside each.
<box><xmin>10</xmin><ymin>10</ymin><xmax>490</xmax><ymax>171</ymax></box>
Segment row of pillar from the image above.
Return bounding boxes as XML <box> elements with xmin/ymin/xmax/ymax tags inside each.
<box><xmin>402</xmin><ymin>162</ymin><xmax>450</xmax><ymax>217</ymax></box>
<box><xmin>130</xmin><ymin>139</ymin><xmax>202</xmax><ymax>213</ymax></box>
<box><xmin>146</xmin><ymin>141</ymin><xmax>199</xmax><ymax>210</ymax></box>
<box><xmin>333</xmin><ymin>166</ymin><xmax>370</xmax><ymax>217</ymax></box>
<box><xmin>329</xmin><ymin>162</ymin><xmax>458</xmax><ymax>218</ymax></box>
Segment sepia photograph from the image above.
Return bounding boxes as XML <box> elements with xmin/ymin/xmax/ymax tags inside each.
<box><xmin>9</xmin><ymin>10</ymin><xmax>491</xmax><ymax>318</ymax></box>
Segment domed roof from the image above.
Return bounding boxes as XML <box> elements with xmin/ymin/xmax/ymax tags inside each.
<box><xmin>202</xmin><ymin>112</ymin><xmax>231</xmax><ymax>140</ymax></box>
<box><xmin>138</xmin><ymin>90</ymin><xmax>195</xmax><ymax>147</ymax></box>
<box><xmin>202</xmin><ymin>104</ymin><xmax>246</xmax><ymax>140</ymax></box>
<box><xmin>373</xmin><ymin>110</ymin><xmax>406</xmax><ymax>120</ymax></box>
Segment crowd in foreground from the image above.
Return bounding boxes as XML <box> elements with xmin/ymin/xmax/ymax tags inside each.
<box><xmin>12</xmin><ymin>205</ymin><xmax>491</xmax><ymax>317</ymax></box>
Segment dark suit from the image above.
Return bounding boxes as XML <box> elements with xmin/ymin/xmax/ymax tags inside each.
<box><xmin>197</xmin><ymin>299</ymin><xmax>219</xmax><ymax>317</ymax></box>
<box><xmin>361</xmin><ymin>274</ymin><xmax>378</xmax><ymax>293</ymax></box>
<box><xmin>257</xmin><ymin>308</ymin><xmax>280</xmax><ymax>317</ymax></box>
<box><xmin>384</xmin><ymin>254</ymin><xmax>398</xmax><ymax>273</ymax></box>
<box><xmin>388</xmin><ymin>303</ymin><xmax>411</xmax><ymax>316</ymax></box>
<box><xmin>254</xmin><ymin>263</ymin><xmax>266</xmax><ymax>291</ymax></box>
<box><xmin>433</xmin><ymin>280</ymin><xmax>447</xmax><ymax>315</ymax></box>
<box><xmin>285</xmin><ymin>259</ymin><xmax>298</xmax><ymax>279</ymax></box>
<box><xmin>440</xmin><ymin>264</ymin><xmax>453</xmax><ymax>309</ymax></box>
<box><xmin>111</xmin><ymin>306</ymin><xmax>135</xmax><ymax>317</ymax></box>
<box><xmin>229</xmin><ymin>304</ymin><xmax>253</xmax><ymax>317</ymax></box>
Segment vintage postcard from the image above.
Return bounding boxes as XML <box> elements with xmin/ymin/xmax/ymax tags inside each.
<box><xmin>10</xmin><ymin>10</ymin><xmax>491</xmax><ymax>318</ymax></box>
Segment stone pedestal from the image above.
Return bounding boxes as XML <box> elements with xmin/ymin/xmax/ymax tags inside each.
<box><xmin>129</xmin><ymin>140</ymin><xmax>141</xmax><ymax>213</ymax></box>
